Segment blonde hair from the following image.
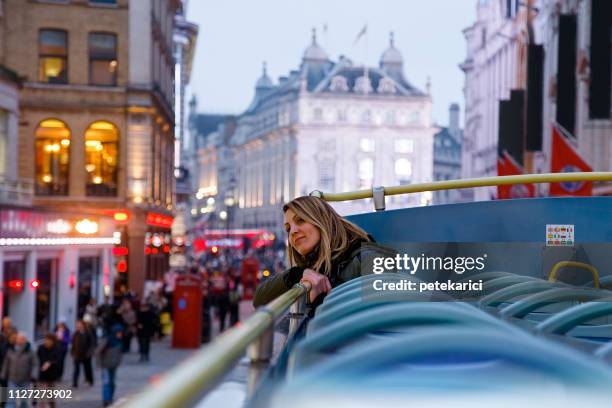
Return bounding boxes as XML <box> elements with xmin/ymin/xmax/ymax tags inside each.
<box><xmin>283</xmin><ymin>196</ymin><xmax>370</xmax><ymax>275</ymax></box>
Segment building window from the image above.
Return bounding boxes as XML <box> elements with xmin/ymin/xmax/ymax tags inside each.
<box><xmin>395</xmin><ymin>158</ymin><xmax>412</xmax><ymax>185</ymax></box>
<box><xmin>35</xmin><ymin>119</ymin><xmax>70</xmax><ymax>195</ymax></box>
<box><xmin>89</xmin><ymin>32</ymin><xmax>118</xmax><ymax>86</ymax></box>
<box><xmin>85</xmin><ymin>121</ymin><xmax>118</xmax><ymax>196</ymax></box>
<box><xmin>330</xmin><ymin>75</ymin><xmax>349</xmax><ymax>92</ymax></box>
<box><xmin>377</xmin><ymin>77</ymin><xmax>396</xmax><ymax>94</ymax></box>
<box><xmin>38</xmin><ymin>29</ymin><xmax>68</xmax><ymax>84</ymax></box>
<box><xmin>360</xmin><ymin>138</ymin><xmax>375</xmax><ymax>153</ymax></box>
<box><xmin>395</xmin><ymin>139</ymin><xmax>414</xmax><ymax>153</ymax></box>
<box><xmin>337</xmin><ymin>109</ymin><xmax>347</xmax><ymax>122</ymax></box>
<box><xmin>89</xmin><ymin>0</ymin><xmax>117</xmax><ymax>5</ymax></box>
<box><xmin>409</xmin><ymin>111</ymin><xmax>420</xmax><ymax>125</ymax></box>
<box><xmin>0</xmin><ymin>110</ymin><xmax>6</xmax><ymax>178</ymax></box>
<box><xmin>361</xmin><ymin>109</ymin><xmax>372</xmax><ymax>124</ymax></box>
<box><xmin>313</xmin><ymin>108</ymin><xmax>323</xmax><ymax>122</ymax></box>
<box><xmin>318</xmin><ymin>159</ymin><xmax>335</xmax><ymax>191</ymax></box>
<box><xmin>354</xmin><ymin>75</ymin><xmax>373</xmax><ymax>94</ymax></box>
<box><xmin>358</xmin><ymin>158</ymin><xmax>373</xmax><ymax>188</ymax></box>
<box><xmin>385</xmin><ymin>110</ymin><xmax>396</xmax><ymax>124</ymax></box>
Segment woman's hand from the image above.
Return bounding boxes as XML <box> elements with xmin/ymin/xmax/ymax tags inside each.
<box><xmin>300</xmin><ymin>269</ymin><xmax>331</xmax><ymax>303</ymax></box>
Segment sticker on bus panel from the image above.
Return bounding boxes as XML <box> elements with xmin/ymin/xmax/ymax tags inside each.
<box><xmin>546</xmin><ymin>224</ymin><xmax>574</xmax><ymax>246</ymax></box>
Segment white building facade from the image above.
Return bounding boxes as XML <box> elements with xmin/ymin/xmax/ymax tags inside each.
<box><xmin>229</xmin><ymin>32</ymin><xmax>437</xmax><ymax>236</ymax></box>
<box><xmin>462</xmin><ymin>0</ymin><xmax>612</xmax><ymax>200</ymax></box>
<box><xmin>461</xmin><ymin>0</ymin><xmax>527</xmax><ymax>201</ymax></box>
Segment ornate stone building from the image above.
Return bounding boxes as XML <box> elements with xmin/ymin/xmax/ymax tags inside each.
<box><xmin>192</xmin><ymin>31</ymin><xmax>437</xmax><ymax>237</ymax></box>
<box><xmin>1</xmin><ymin>0</ymin><xmax>182</xmax><ymax>298</ymax></box>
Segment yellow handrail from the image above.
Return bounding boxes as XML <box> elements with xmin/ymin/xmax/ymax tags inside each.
<box><xmin>548</xmin><ymin>261</ymin><xmax>601</xmax><ymax>289</ymax></box>
<box><xmin>124</xmin><ymin>283</ymin><xmax>309</xmax><ymax>408</ymax></box>
<box><xmin>311</xmin><ymin>172</ymin><xmax>612</xmax><ymax>202</ymax></box>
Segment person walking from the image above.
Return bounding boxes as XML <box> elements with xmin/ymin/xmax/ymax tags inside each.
<box><xmin>228</xmin><ymin>269</ymin><xmax>242</xmax><ymax>327</ymax></box>
<box><xmin>96</xmin><ymin>319</ymin><xmax>123</xmax><ymax>407</ymax></box>
<box><xmin>136</xmin><ymin>303</ymin><xmax>156</xmax><ymax>362</ymax></box>
<box><xmin>54</xmin><ymin>321</ymin><xmax>70</xmax><ymax>381</ymax></box>
<box><xmin>71</xmin><ymin>320</ymin><xmax>95</xmax><ymax>387</ymax></box>
<box><xmin>117</xmin><ymin>299</ymin><xmax>136</xmax><ymax>353</ymax></box>
<box><xmin>2</xmin><ymin>332</ymin><xmax>37</xmax><ymax>408</ymax></box>
<box><xmin>37</xmin><ymin>334</ymin><xmax>61</xmax><ymax>407</ymax></box>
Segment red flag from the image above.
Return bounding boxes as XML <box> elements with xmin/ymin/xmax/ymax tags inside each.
<box><xmin>496</xmin><ymin>152</ymin><xmax>535</xmax><ymax>199</ymax></box>
<box><xmin>497</xmin><ymin>155</ymin><xmax>510</xmax><ymax>199</ymax></box>
<box><xmin>550</xmin><ymin>124</ymin><xmax>592</xmax><ymax>196</ymax></box>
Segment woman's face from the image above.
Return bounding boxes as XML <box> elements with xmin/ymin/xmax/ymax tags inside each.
<box><xmin>284</xmin><ymin>208</ymin><xmax>321</xmax><ymax>256</ymax></box>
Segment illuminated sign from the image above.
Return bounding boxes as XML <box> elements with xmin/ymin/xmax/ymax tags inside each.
<box><xmin>113</xmin><ymin>211</ymin><xmax>130</xmax><ymax>223</ymax></box>
<box><xmin>75</xmin><ymin>219</ymin><xmax>98</xmax><ymax>234</ymax></box>
<box><xmin>46</xmin><ymin>219</ymin><xmax>72</xmax><ymax>234</ymax></box>
<box><xmin>146</xmin><ymin>213</ymin><xmax>173</xmax><ymax>228</ymax></box>
<box><xmin>112</xmin><ymin>247</ymin><xmax>129</xmax><ymax>256</ymax></box>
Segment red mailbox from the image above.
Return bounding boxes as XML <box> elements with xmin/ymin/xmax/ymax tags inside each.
<box><xmin>172</xmin><ymin>274</ymin><xmax>202</xmax><ymax>348</ymax></box>
<box><xmin>241</xmin><ymin>257</ymin><xmax>259</xmax><ymax>301</ymax></box>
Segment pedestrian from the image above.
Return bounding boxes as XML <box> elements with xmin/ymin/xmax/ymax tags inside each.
<box><xmin>83</xmin><ymin>298</ymin><xmax>98</xmax><ymax>328</ymax></box>
<box><xmin>71</xmin><ymin>320</ymin><xmax>95</xmax><ymax>387</ymax></box>
<box><xmin>54</xmin><ymin>321</ymin><xmax>70</xmax><ymax>381</ymax></box>
<box><xmin>37</xmin><ymin>334</ymin><xmax>61</xmax><ymax>407</ymax></box>
<box><xmin>96</xmin><ymin>319</ymin><xmax>123</xmax><ymax>407</ymax></box>
<box><xmin>210</xmin><ymin>270</ymin><xmax>229</xmax><ymax>331</ymax></box>
<box><xmin>1</xmin><ymin>318</ymin><xmax>15</xmax><ymax>338</ymax></box>
<box><xmin>136</xmin><ymin>303</ymin><xmax>156</xmax><ymax>362</ymax></box>
<box><xmin>97</xmin><ymin>297</ymin><xmax>113</xmax><ymax>333</ymax></box>
<box><xmin>1</xmin><ymin>332</ymin><xmax>37</xmax><ymax>408</ymax></box>
<box><xmin>117</xmin><ymin>299</ymin><xmax>136</xmax><ymax>353</ymax></box>
<box><xmin>253</xmin><ymin>196</ymin><xmax>396</xmax><ymax>313</ymax></box>
<box><xmin>228</xmin><ymin>269</ymin><xmax>242</xmax><ymax>327</ymax></box>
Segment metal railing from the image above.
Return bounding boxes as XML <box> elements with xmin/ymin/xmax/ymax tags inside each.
<box><xmin>124</xmin><ymin>282</ymin><xmax>310</xmax><ymax>408</ymax></box>
<box><xmin>310</xmin><ymin>172</ymin><xmax>612</xmax><ymax>211</ymax></box>
<box><xmin>125</xmin><ymin>172</ymin><xmax>612</xmax><ymax>407</ymax></box>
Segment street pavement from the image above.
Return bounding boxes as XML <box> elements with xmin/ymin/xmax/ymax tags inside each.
<box><xmin>56</xmin><ymin>300</ymin><xmax>257</xmax><ymax>407</ymax></box>
<box><xmin>58</xmin><ymin>336</ymin><xmax>194</xmax><ymax>407</ymax></box>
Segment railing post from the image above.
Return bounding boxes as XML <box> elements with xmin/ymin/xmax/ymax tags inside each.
<box><xmin>288</xmin><ymin>282</ymin><xmax>309</xmax><ymax>336</ymax></box>
<box><xmin>246</xmin><ymin>319</ymin><xmax>274</xmax><ymax>398</ymax></box>
<box><xmin>372</xmin><ymin>186</ymin><xmax>386</xmax><ymax>211</ymax></box>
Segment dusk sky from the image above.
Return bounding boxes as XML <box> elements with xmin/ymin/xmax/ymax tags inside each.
<box><xmin>186</xmin><ymin>0</ymin><xmax>476</xmax><ymax>127</ymax></box>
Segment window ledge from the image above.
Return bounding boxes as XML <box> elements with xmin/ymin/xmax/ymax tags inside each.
<box><xmin>26</xmin><ymin>82</ymin><xmax>125</xmax><ymax>93</ymax></box>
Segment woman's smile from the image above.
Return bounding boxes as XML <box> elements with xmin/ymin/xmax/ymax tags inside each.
<box><xmin>284</xmin><ymin>209</ymin><xmax>321</xmax><ymax>256</ymax></box>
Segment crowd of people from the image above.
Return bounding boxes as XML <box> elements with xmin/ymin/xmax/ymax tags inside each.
<box><xmin>192</xmin><ymin>246</ymin><xmax>287</xmax><ymax>342</ymax></box>
<box><xmin>0</xmin><ymin>289</ymin><xmax>169</xmax><ymax>407</ymax></box>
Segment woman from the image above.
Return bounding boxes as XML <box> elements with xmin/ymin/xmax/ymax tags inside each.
<box><xmin>253</xmin><ymin>196</ymin><xmax>395</xmax><ymax>309</ymax></box>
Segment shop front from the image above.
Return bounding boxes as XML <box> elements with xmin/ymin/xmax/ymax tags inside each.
<box><xmin>0</xmin><ymin>207</ymin><xmax>118</xmax><ymax>340</ymax></box>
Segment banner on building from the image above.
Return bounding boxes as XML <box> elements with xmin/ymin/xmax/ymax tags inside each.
<box><xmin>497</xmin><ymin>151</ymin><xmax>535</xmax><ymax>199</ymax></box>
<box><xmin>550</xmin><ymin>124</ymin><xmax>592</xmax><ymax>196</ymax></box>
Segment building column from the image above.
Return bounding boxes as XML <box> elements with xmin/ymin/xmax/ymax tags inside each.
<box><xmin>0</xmin><ymin>251</ymin><xmax>4</xmax><ymax>319</ymax></box>
<box><xmin>57</xmin><ymin>248</ymin><xmax>78</xmax><ymax>330</ymax></box>
<box><xmin>99</xmin><ymin>248</ymin><xmax>112</xmax><ymax>302</ymax></box>
<box><xmin>127</xmin><ymin>209</ymin><xmax>147</xmax><ymax>297</ymax></box>
<box><xmin>10</xmin><ymin>251</ymin><xmax>36</xmax><ymax>341</ymax></box>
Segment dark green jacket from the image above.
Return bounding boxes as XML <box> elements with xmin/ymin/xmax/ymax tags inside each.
<box><xmin>253</xmin><ymin>242</ymin><xmax>397</xmax><ymax>308</ymax></box>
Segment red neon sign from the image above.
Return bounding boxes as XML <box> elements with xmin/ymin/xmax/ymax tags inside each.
<box><xmin>117</xmin><ymin>260</ymin><xmax>127</xmax><ymax>273</ymax></box>
<box><xmin>112</xmin><ymin>247</ymin><xmax>129</xmax><ymax>256</ymax></box>
<box><xmin>146</xmin><ymin>213</ymin><xmax>173</xmax><ymax>228</ymax></box>
<box><xmin>8</xmin><ymin>280</ymin><xmax>23</xmax><ymax>290</ymax></box>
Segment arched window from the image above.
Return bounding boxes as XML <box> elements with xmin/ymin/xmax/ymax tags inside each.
<box><xmin>395</xmin><ymin>158</ymin><xmax>412</xmax><ymax>185</ymax></box>
<box><xmin>85</xmin><ymin>121</ymin><xmax>118</xmax><ymax>196</ymax></box>
<box><xmin>35</xmin><ymin>119</ymin><xmax>70</xmax><ymax>195</ymax></box>
<box><xmin>377</xmin><ymin>77</ymin><xmax>396</xmax><ymax>94</ymax></box>
<box><xmin>330</xmin><ymin>75</ymin><xmax>349</xmax><ymax>92</ymax></box>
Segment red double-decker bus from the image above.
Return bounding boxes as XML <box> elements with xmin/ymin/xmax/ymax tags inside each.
<box><xmin>192</xmin><ymin>229</ymin><xmax>275</xmax><ymax>253</ymax></box>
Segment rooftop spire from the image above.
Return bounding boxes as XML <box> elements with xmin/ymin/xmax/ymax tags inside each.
<box><xmin>389</xmin><ymin>31</ymin><xmax>395</xmax><ymax>48</ymax></box>
<box><xmin>311</xmin><ymin>27</ymin><xmax>317</xmax><ymax>45</ymax></box>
